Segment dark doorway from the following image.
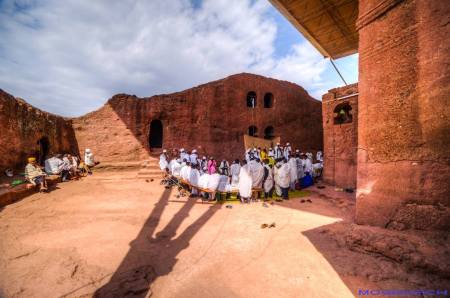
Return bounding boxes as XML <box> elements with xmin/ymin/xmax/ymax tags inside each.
<box><xmin>264</xmin><ymin>93</ymin><xmax>273</xmax><ymax>108</ymax></box>
<box><xmin>248</xmin><ymin>125</ymin><xmax>257</xmax><ymax>137</ymax></box>
<box><xmin>264</xmin><ymin>126</ymin><xmax>274</xmax><ymax>139</ymax></box>
<box><xmin>37</xmin><ymin>136</ymin><xmax>50</xmax><ymax>166</ymax></box>
<box><xmin>246</xmin><ymin>91</ymin><xmax>257</xmax><ymax>108</ymax></box>
<box><xmin>149</xmin><ymin>120</ymin><xmax>163</xmax><ymax>148</ymax></box>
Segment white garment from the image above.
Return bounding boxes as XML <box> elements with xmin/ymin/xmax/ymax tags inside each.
<box><xmin>263</xmin><ymin>165</ymin><xmax>274</xmax><ymax>193</ymax></box>
<box><xmin>303</xmin><ymin>158</ymin><xmax>313</xmax><ymax>174</ymax></box>
<box><xmin>276</xmin><ymin>162</ymin><xmax>290</xmax><ymax>188</ymax></box>
<box><xmin>159</xmin><ymin>153</ymin><xmax>168</xmax><ymax>170</ymax></box>
<box><xmin>219</xmin><ymin>161</ymin><xmax>230</xmax><ymax>176</ymax></box>
<box><xmin>274</xmin><ymin>146</ymin><xmax>283</xmax><ymax>159</ymax></box>
<box><xmin>189</xmin><ymin>153</ymin><xmax>198</xmax><ymax>165</ymax></box>
<box><xmin>189</xmin><ymin>168</ymin><xmax>200</xmax><ymax>186</ymax></box>
<box><xmin>268</xmin><ymin>149</ymin><xmax>274</xmax><ymax>158</ymax></box>
<box><xmin>230</xmin><ymin>163</ymin><xmax>241</xmax><ymax>187</ymax></box>
<box><xmin>316</xmin><ymin>151</ymin><xmax>323</xmax><ymax>163</ymax></box>
<box><xmin>283</xmin><ymin>146</ymin><xmax>292</xmax><ymax>160</ymax></box>
<box><xmin>180</xmin><ymin>165</ymin><xmax>191</xmax><ymax>181</ymax></box>
<box><xmin>45</xmin><ymin>157</ymin><xmax>63</xmax><ymax>174</ymax></box>
<box><xmin>180</xmin><ymin>152</ymin><xmax>189</xmax><ymax>162</ymax></box>
<box><xmin>170</xmin><ymin>159</ymin><xmax>182</xmax><ymax>177</ymax></box>
<box><xmin>217</xmin><ymin>175</ymin><xmax>230</xmax><ymax>192</ymax></box>
<box><xmin>248</xmin><ymin>160</ymin><xmax>264</xmax><ymax>188</ymax></box>
<box><xmin>85</xmin><ymin>152</ymin><xmax>95</xmax><ymax>166</ymax></box>
<box><xmin>296</xmin><ymin>157</ymin><xmax>304</xmax><ymax>179</ymax></box>
<box><xmin>198</xmin><ymin>174</ymin><xmax>210</xmax><ymax>189</ymax></box>
<box><xmin>273</xmin><ymin>165</ymin><xmax>282</xmax><ymax>196</ymax></box>
<box><xmin>288</xmin><ymin>157</ymin><xmax>298</xmax><ymax>182</ymax></box>
<box><xmin>238</xmin><ymin>164</ymin><xmax>252</xmax><ymax>198</ymax></box>
<box><xmin>207</xmin><ymin>173</ymin><xmax>220</xmax><ymax>190</ymax></box>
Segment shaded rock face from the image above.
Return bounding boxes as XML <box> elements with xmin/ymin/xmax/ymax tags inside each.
<box><xmin>0</xmin><ymin>89</ymin><xmax>79</xmax><ymax>170</ymax></box>
<box><xmin>355</xmin><ymin>0</ymin><xmax>450</xmax><ymax>229</ymax></box>
<box><xmin>72</xmin><ymin>73</ymin><xmax>323</xmax><ymax>162</ymax></box>
<box><xmin>322</xmin><ymin>84</ymin><xmax>358</xmax><ymax>189</ymax></box>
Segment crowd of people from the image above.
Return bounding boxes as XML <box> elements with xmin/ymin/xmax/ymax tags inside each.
<box><xmin>24</xmin><ymin>149</ymin><xmax>96</xmax><ymax>192</ymax></box>
<box><xmin>159</xmin><ymin>143</ymin><xmax>323</xmax><ymax>202</ymax></box>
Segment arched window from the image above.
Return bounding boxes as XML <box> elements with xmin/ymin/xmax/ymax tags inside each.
<box><xmin>264</xmin><ymin>93</ymin><xmax>273</xmax><ymax>108</ymax></box>
<box><xmin>246</xmin><ymin>91</ymin><xmax>257</xmax><ymax>108</ymax></box>
<box><xmin>264</xmin><ymin>126</ymin><xmax>274</xmax><ymax>139</ymax></box>
<box><xmin>248</xmin><ymin>125</ymin><xmax>257</xmax><ymax>137</ymax></box>
<box><xmin>333</xmin><ymin>102</ymin><xmax>353</xmax><ymax>124</ymax></box>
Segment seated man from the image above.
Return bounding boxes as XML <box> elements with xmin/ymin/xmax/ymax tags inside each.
<box><xmin>25</xmin><ymin>157</ymin><xmax>48</xmax><ymax>192</ymax></box>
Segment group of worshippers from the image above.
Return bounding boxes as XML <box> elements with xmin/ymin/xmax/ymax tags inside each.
<box><xmin>159</xmin><ymin>144</ymin><xmax>323</xmax><ymax>202</ymax></box>
<box><xmin>24</xmin><ymin>149</ymin><xmax>96</xmax><ymax>192</ymax></box>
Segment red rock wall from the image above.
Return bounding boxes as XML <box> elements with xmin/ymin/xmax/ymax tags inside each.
<box><xmin>0</xmin><ymin>89</ymin><xmax>79</xmax><ymax>170</ymax></box>
<box><xmin>73</xmin><ymin>73</ymin><xmax>323</xmax><ymax>162</ymax></box>
<box><xmin>355</xmin><ymin>0</ymin><xmax>450</xmax><ymax>230</ymax></box>
<box><xmin>322</xmin><ymin>84</ymin><xmax>358</xmax><ymax>189</ymax></box>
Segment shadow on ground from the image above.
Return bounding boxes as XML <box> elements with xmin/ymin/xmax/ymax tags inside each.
<box><xmin>94</xmin><ymin>187</ymin><xmax>222</xmax><ymax>297</ymax></box>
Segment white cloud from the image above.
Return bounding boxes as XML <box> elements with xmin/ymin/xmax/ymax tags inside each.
<box><xmin>0</xmin><ymin>0</ymin><xmax>331</xmax><ymax>117</ymax></box>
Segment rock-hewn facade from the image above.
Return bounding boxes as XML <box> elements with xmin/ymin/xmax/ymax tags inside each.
<box><xmin>0</xmin><ymin>89</ymin><xmax>78</xmax><ymax>170</ymax></box>
<box><xmin>73</xmin><ymin>73</ymin><xmax>323</xmax><ymax>162</ymax></box>
<box><xmin>0</xmin><ymin>73</ymin><xmax>323</xmax><ymax>170</ymax></box>
<box><xmin>355</xmin><ymin>0</ymin><xmax>450</xmax><ymax>230</ymax></box>
<box><xmin>322</xmin><ymin>83</ymin><xmax>358</xmax><ymax>189</ymax></box>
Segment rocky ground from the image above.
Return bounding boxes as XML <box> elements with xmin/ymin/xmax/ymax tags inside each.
<box><xmin>0</xmin><ymin>171</ymin><xmax>448</xmax><ymax>298</ymax></box>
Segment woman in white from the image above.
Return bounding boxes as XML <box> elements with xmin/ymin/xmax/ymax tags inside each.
<box><xmin>288</xmin><ymin>155</ymin><xmax>298</xmax><ymax>190</ymax></box>
<box><xmin>189</xmin><ymin>164</ymin><xmax>200</xmax><ymax>196</ymax></box>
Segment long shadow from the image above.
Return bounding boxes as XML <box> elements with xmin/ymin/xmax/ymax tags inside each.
<box><xmin>94</xmin><ymin>187</ymin><xmax>222</xmax><ymax>297</ymax></box>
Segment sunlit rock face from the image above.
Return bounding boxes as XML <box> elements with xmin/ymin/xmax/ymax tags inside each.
<box><xmin>355</xmin><ymin>0</ymin><xmax>450</xmax><ymax>229</ymax></box>
<box><xmin>72</xmin><ymin>73</ymin><xmax>323</xmax><ymax>162</ymax></box>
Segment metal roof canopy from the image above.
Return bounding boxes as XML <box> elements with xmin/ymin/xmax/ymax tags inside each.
<box><xmin>270</xmin><ymin>0</ymin><xmax>359</xmax><ymax>59</ymax></box>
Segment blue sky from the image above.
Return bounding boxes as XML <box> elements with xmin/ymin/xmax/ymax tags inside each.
<box><xmin>0</xmin><ymin>0</ymin><xmax>358</xmax><ymax>117</ymax></box>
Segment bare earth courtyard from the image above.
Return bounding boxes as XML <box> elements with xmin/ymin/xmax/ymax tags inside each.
<box><xmin>1</xmin><ymin>170</ymin><xmax>446</xmax><ymax>298</ymax></box>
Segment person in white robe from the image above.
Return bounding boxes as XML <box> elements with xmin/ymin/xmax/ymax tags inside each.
<box><xmin>273</xmin><ymin>163</ymin><xmax>282</xmax><ymax>197</ymax></box>
<box><xmin>268</xmin><ymin>148</ymin><xmax>275</xmax><ymax>158</ymax></box>
<box><xmin>180</xmin><ymin>148</ymin><xmax>189</xmax><ymax>162</ymax></box>
<box><xmin>284</xmin><ymin>143</ymin><xmax>292</xmax><ymax>160</ymax></box>
<box><xmin>238</xmin><ymin>161</ymin><xmax>252</xmax><ymax>202</ymax></box>
<box><xmin>189</xmin><ymin>164</ymin><xmax>200</xmax><ymax>195</ymax></box>
<box><xmin>219</xmin><ymin>160</ymin><xmax>230</xmax><ymax>176</ymax></box>
<box><xmin>263</xmin><ymin>161</ymin><xmax>274</xmax><ymax>199</ymax></box>
<box><xmin>302</xmin><ymin>154</ymin><xmax>313</xmax><ymax>176</ymax></box>
<box><xmin>316</xmin><ymin>151</ymin><xmax>323</xmax><ymax>163</ymax></box>
<box><xmin>180</xmin><ymin>162</ymin><xmax>191</xmax><ymax>181</ymax></box>
<box><xmin>274</xmin><ymin>143</ymin><xmax>283</xmax><ymax>159</ymax></box>
<box><xmin>276</xmin><ymin>160</ymin><xmax>291</xmax><ymax>200</ymax></box>
<box><xmin>217</xmin><ymin>175</ymin><xmax>230</xmax><ymax>192</ymax></box>
<box><xmin>296</xmin><ymin>154</ymin><xmax>304</xmax><ymax>180</ymax></box>
<box><xmin>200</xmin><ymin>156</ymin><xmax>208</xmax><ymax>174</ymax></box>
<box><xmin>248</xmin><ymin>159</ymin><xmax>264</xmax><ymax>189</ymax></box>
<box><xmin>159</xmin><ymin>149</ymin><xmax>169</xmax><ymax>171</ymax></box>
<box><xmin>84</xmin><ymin>149</ymin><xmax>95</xmax><ymax>167</ymax></box>
<box><xmin>288</xmin><ymin>155</ymin><xmax>298</xmax><ymax>190</ymax></box>
<box><xmin>205</xmin><ymin>173</ymin><xmax>220</xmax><ymax>201</ymax></box>
<box><xmin>198</xmin><ymin>173</ymin><xmax>210</xmax><ymax>189</ymax></box>
<box><xmin>245</xmin><ymin>149</ymin><xmax>252</xmax><ymax>163</ymax></box>
<box><xmin>170</xmin><ymin>159</ymin><xmax>182</xmax><ymax>177</ymax></box>
<box><xmin>230</xmin><ymin>159</ymin><xmax>241</xmax><ymax>189</ymax></box>
<box><xmin>189</xmin><ymin>149</ymin><xmax>198</xmax><ymax>165</ymax></box>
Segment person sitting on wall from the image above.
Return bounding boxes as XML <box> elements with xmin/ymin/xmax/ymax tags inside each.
<box><xmin>63</xmin><ymin>154</ymin><xmax>76</xmax><ymax>179</ymax></box>
<box><xmin>45</xmin><ymin>154</ymin><xmax>70</xmax><ymax>182</ymax></box>
<box><xmin>25</xmin><ymin>157</ymin><xmax>48</xmax><ymax>192</ymax></box>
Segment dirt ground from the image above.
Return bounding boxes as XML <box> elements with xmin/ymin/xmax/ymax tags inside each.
<box><xmin>0</xmin><ymin>171</ymin><xmax>447</xmax><ymax>298</ymax></box>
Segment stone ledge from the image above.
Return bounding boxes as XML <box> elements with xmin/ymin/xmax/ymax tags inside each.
<box><xmin>0</xmin><ymin>175</ymin><xmax>60</xmax><ymax>208</ymax></box>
